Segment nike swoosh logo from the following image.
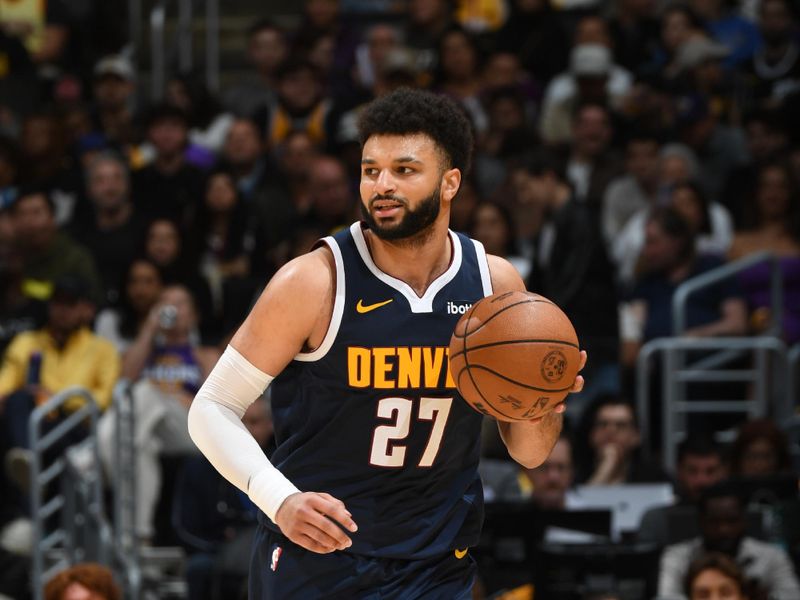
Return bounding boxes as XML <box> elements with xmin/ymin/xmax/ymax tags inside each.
<box><xmin>454</xmin><ymin>548</ymin><xmax>468</xmax><ymax>559</ymax></box>
<box><xmin>356</xmin><ymin>298</ymin><xmax>393</xmax><ymax>314</ymax></box>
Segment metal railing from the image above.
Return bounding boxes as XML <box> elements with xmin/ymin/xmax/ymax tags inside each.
<box><xmin>672</xmin><ymin>251</ymin><xmax>783</xmax><ymax>336</ymax></box>
<box><xmin>111</xmin><ymin>380</ymin><xmax>142</xmax><ymax>599</ymax></box>
<box><xmin>29</xmin><ymin>387</ymin><xmax>105</xmax><ymax>598</ymax></box>
<box><xmin>637</xmin><ymin>337</ymin><xmax>790</xmax><ymax>470</ymax></box>
<box><xmin>150</xmin><ymin>0</ymin><xmax>220</xmax><ymax>100</ymax></box>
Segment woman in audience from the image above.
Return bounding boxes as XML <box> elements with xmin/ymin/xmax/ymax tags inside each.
<box><xmin>729</xmin><ymin>162</ymin><xmax>800</xmax><ymax>342</ymax></box>
<box><xmin>729</xmin><ymin>418</ymin><xmax>793</xmax><ymax>478</ymax></box>
<box><xmin>95</xmin><ymin>257</ymin><xmax>164</xmax><ymax>354</ymax></box>
<box><xmin>468</xmin><ymin>200</ymin><xmax>529</xmax><ymax>280</ymax></box>
<box><xmin>670</xmin><ymin>181</ymin><xmax>733</xmax><ymax>256</ymax></box>
<box><xmin>684</xmin><ymin>552</ymin><xmax>758</xmax><ymax>600</ymax></box>
<box><xmin>142</xmin><ymin>218</ymin><xmax>215</xmax><ymax>343</ymax></box>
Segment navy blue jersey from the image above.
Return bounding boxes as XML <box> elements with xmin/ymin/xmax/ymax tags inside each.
<box><xmin>265</xmin><ymin>222</ymin><xmax>494</xmax><ymax>559</ymax></box>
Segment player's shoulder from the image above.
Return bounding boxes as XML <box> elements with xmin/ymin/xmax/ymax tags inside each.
<box><xmin>486</xmin><ymin>254</ymin><xmax>526</xmax><ymax>294</ymax></box>
<box><xmin>268</xmin><ymin>244</ymin><xmax>336</xmax><ymax>299</ymax></box>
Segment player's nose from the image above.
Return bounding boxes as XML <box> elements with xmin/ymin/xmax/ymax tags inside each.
<box><xmin>373</xmin><ymin>169</ymin><xmax>396</xmax><ymax>194</ymax></box>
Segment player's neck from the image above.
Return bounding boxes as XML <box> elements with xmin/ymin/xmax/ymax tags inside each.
<box><xmin>364</xmin><ymin>222</ymin><xmax>453</xmax><ymax>297</ymax></box>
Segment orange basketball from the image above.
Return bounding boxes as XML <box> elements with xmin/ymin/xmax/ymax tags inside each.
<box><xmin>448</xmin><ymin>291</ymin><xmax>581</xmax><ymax>422</ymax></box>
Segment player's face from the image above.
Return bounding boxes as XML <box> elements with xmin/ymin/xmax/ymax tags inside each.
<box><xmin>360</xmin><ymin>133</ymin><xmax>455</xmax><ymax>242</ymax></box>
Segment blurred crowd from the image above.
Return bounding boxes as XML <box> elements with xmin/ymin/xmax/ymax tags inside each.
<box><xmin>1</xmin><ymin>0</ymin><xmax>799</xmax><ymax>598</ymax></box>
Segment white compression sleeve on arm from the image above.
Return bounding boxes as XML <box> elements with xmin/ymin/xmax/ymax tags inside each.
<box><xmin>188</xmin><ymin>345</ymin><xmax>300</xmax><ymax>522</ymax></box>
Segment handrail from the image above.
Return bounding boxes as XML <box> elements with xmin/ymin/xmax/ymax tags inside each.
<box><xmin>150</xmin><ymin>1</ymin><xmax>168</xmax><ymax>100</ymax></box>
<box><xmin>636</xmin><ymin>336</ymin><xmax>789</xmax><ymax>469</ymax></box>
<box><xmin>149</xmin><ymin>0</ymin><xmax>221</xmax><ymax>99</ymax></box>
<box><xmin>672</xmin><ymin>251</ymin><xmax>783</xmax><ymax>336</ymax></box>
<box><xmin>30</xmin><ymin>387</ymin><xmax>102</xmax><ymax>600</ymax></box>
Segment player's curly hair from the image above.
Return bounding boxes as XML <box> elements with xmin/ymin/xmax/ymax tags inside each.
<box><xmin>357</xmin><ymin>88</ymin><xmax>473</xmax><ymax>175</ymax></box>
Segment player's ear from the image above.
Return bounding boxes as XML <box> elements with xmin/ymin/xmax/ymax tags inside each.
<box><xmin>440</xmin><ymin>168</ymin><xmax>461</xmax><ymax>203</ymax></box>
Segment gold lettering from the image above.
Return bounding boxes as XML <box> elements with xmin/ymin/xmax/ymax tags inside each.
<box><xmin>348</xmin><ymin>347</ymin><xmax>371</xmax><ymax>387</ymax></box>
<box><xmin>397</xmin><ymin>347</ymin><xmax>421</xmax><ymax>388</ymax></box>
<box><xmin>444</xmin><ymin>348</ymin><xmax>456</xmax><ymax>388</ymax></box>
<box><xmin>423</xmin><ymin>347</ymin><xmax>445</xmax><ymax>388</ymax></box>
<box><xmin>373</xmin><ymin>347</ymin><xmax>396</xmax><ymax>389</ymax></box>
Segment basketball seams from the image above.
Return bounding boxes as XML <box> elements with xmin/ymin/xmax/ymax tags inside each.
<box><xmin>449</xmin><ymin>338</ymin><xmax>580</xmax><ymax>361</ymax></box>
<box><xmin>467</xmin><ymin>365</ymin><xmax>575</xmax><ymax>393</ymax></box>
<box><xmin>451</xmin><ymin>298</ymin><xmax>554</xmax><ymax>339</ymax></box>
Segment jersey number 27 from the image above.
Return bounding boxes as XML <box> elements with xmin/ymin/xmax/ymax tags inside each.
<box><xmin>369</xmin><ymin>397</ymin><xmax>452</xmax><ymax>468</ymax></box>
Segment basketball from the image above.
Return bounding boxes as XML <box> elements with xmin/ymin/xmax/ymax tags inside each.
<box><xmin>448</xmin><ymin>291</ymin><xmax>581</xmax><ymax>422</ymax></box>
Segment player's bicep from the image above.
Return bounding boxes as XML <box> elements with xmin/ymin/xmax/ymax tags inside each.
<box><xmin>230</xmin><ymin>248</ymin><xmax>334</xmax><ymax>376</ymax></box>
<box><xmin>487</xmin><ymin>254</ymin><xmax>526</xmax><ymax>294</ymax></box>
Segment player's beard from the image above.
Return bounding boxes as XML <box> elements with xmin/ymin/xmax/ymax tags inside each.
<box><xmin>361</xmin><ymin>186</ymin><xmax>441</xmax><ymax>243</ymax></box>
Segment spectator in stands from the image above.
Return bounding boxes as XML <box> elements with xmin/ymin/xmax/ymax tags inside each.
<box><xmin>223</xmin><ymin>19</ymin><xmax>288</xmax><ymax>117</ymax></box>
<box><xmin>11</xmin><ymin>189</ymin><xmax>103</xmax><ymax>304</ymax></box>
<box><xmin>684</xmin><ymin>552</ymin><xmax>759</xmax><ymax>600</ymax></box>
<box><xmin>70</xmin><ymin>151</ymin><xmax>144</xmax><ymax>306</ymax></box>
<box><xmin>94</xmin><ymin>257</ymin><xmax>164</xmax><ymax>355</ymax></box>
<box><xmin>101</xmin><ymin>284</ymin><xmax>220</xmax><ymax>540</ymax></box>
<box><xmin>539</xmin><ymin>15</ymin><xmax>633</xmax><ymax>145</ymax></box>
<box><xmin>351</xmin><ymin>23</ymin><xmax>402</xmax><ymax>97</ymax></box>
<box><xmin>620</xmin><ymin>207</ymin><xmax>748</xmax><ymax>368</ymax></box>
<box><xmin>674</xmin><ymin>93</ymin><xmax>749</xmax><ymax>203</ymax></box>
<box><xmin>403</xmin><ymin>0</ymin><xmax>457</xmax><ymax>74</ymax></box>
<box><xmin>728</xmin><ymin>162</ymin><xmax>800</xmax><ymax>343</ymax></box>
<box><xmin>657</xmin><ymin>482</ymin><xmax>800</xmax><ymax>600</ymax></box>
<box><xmin>194</xmin><ymin>169</ymin><xmax>257</xmax><ymax>337</ymax></box>
<box><xmin>576</xmin><ymin>395</ymin><xmax>667</xmax><ymax>485</ymax></box>
<box><xmin>493</xmin><ymin>0</ymin><xmax>569</xmax><ymax>85</ymax></box>
<box><xmin>729</xmin><ymin>418</ymin><xmax>793</xmax><ymax>478</ymax></box>
<box><xmin>521</xmin><ymin>151</ymin><xmax>619</xmax><ymax>417</ymax></box>
<box><xmin>638</xmin><ymin>436</ymin><xmax>728</xmax><ymax>547</ymax></box>
<box><xmin>721</xmin><ymin>109</ymin><xmax>789</xmax><ymax>229</ymax></box>
<box><xmin>469</xmin><ymin>201</ymin><xmax>529</xmax><ymax>280</ymax></box>
<box><xmin>689</xmin><ymin>0</ymin><xmax>761</xmax><ymax>69</ymax></box>
<box><xmin>89</xmin><ymin>55</ymin><xmax>138</xmax><ymax>151</ymax></box>
<box><xmin>306</xmin><ymin>154</ymin><xmax>357</xmax><ymax>233</ymax></box>
<box><xmin>526</xmin><ymin>434</ymin><xmax>575</xmax><ymax>510</ymax></box>
<box><xmin>558</xmin><ymin>102</ymin><xmax>622</xmax><ymax>208</ymax></box>
<box><xmin>132</xmin><ymin>104</ymin><xmax>206</xmax><ymax>232</ymax></box>
<box><xmin>165</xmin><ymin>73</ymin><xmax>234</xmax><ymax>160</ymax></box>
<box><xmin>221</xmin><ymin>117</ymin><xmax>268</xmax><ymax>204</ymax></box>
<box><xmin>0</xmin><ymin>0</ymin><xmax>70</xmax><ymax>70</ymax></box>
<box><xmin>608</xmin><ymin>0</ymin><xmax>661</xmax><ymax>75</ymax></box>
<box><xmin>669</xmin><ymin>181</ymin><xmax>733</xmax><ymax>257</ymax></box>
<box><xmin>740</xmin><ymin>0</ymin><xmax>800</xmax><ymax>114</ymax></box>
<box><xmin>433</xmin><ymin>27</ymin><xmax>488</xmax><ymax>137</ymax></box>
<box><xmin>0</xmin><ymin>276</ymin><xmax>120</xmax><ymax>488</ymax></box>
<box><xmin>602</xmin><ymin>133</ymin><xmax>661</xmax><ymax>247</ymax></box>
<box><xmin>16</xmin><ymin>113</ymin><xmax>78</xmax><ymax>220</ymax></box>
<box><xmin>44</xmin><ymin>562</ymin><xmax>121</xmax><ymax>600</ymax></box>
<box><xmin>176</xmin><ymin>396</ymin><xmax>274</xmax><ymax>600</ymax></box>
<box><xmin>479</xmin><ymin>431</ymin><xmax>574</xmax><ymax>507</ymax></box>
<box><xmin>253</xmin><ymin>58</ymin><xmax>340</xmax><ymax>152</ymax></box>
<box><xmin>142</xmin><ymin>218</ymin><xmax>214</xmax><ymax>341</ymax></box>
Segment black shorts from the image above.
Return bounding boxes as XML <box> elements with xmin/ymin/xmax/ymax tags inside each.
<box><xmin>249</xmin><ymin>525</ymin><xmax>476</xmax><ymax>599</ymax></box>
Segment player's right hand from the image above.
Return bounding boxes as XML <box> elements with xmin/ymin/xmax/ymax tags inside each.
<box><xmin>275</xmin><ymin>492</ymin><xmax>358</xmax><ymax>554</ymax></box>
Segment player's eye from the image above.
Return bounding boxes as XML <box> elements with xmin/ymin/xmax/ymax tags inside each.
<box><xmin>363</xmin><ymin>167</ymin><xmax>378</xmax><ymax>176</ymax></box>
<box><xmin>396</xmin><ymin>166</ymin><xmax>414</xmax><ymax>174</ymax></box>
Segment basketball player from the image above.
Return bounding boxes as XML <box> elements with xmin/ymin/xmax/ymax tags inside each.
<box><xmin>188</xmin><ymin>88</ymin><xmax>586</xmax><ymax>598</ymax></box>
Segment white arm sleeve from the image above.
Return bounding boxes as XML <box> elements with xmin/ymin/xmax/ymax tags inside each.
<box><xmin>187</xmin><ymin>344</ymin><xmax>300</xmax><ymax>522</ymax></box>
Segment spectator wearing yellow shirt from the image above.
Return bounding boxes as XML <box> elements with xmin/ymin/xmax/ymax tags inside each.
<box><xmin>0</xmin><ymin>276</ymin><xmax>120</xmax><ymax>482</ymax></box>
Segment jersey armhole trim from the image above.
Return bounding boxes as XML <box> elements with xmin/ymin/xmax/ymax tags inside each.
<box><xmin>472</xmin><ymin>239</ymin><xmax>494</xmax><ymax>297</ymax></box>
<box><xmin>294</xmin><ymin>236</ymin><xmax>345</xmax><ymax>362</ymax></box>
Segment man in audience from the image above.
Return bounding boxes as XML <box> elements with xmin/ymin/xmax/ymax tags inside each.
<box><xmin>132</xmin><ymin>105</ymin><xmax>206</xmax><ymax>232</ymax></box>
<box><xmin>638</xmin><ymin>436</ymin><xmax>727</xmax><ymax>546</ymax></box>
<box><xmin>577</xmin><ymin>395</ymin><xmax>668</xmax><ymax>485</ymax></box>
<box><xmin>11</xmin><ymin>190</ymin><xmax>103</xmax><ymax>305</ymax></box>
<box><xmin>657</xmin><ymin>482</ymin><xmax>800</xmax><ymax>599</ymax></box>
<box><xmin>70</xmin><ymin>152</ymin><xmax>143</xmax><ymax>306</ymax></box>
<box><xmin>0</xmin><ymin>276</ymin><xmax>119</xmax><ymax>491</ymax></box>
